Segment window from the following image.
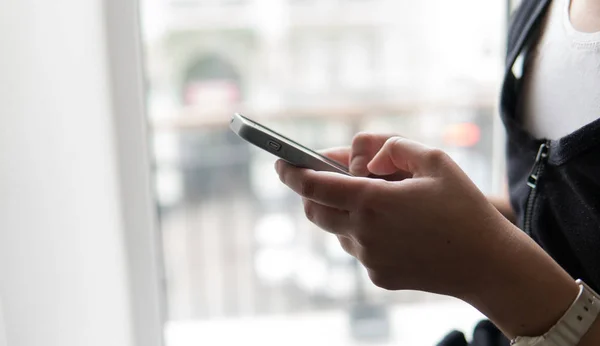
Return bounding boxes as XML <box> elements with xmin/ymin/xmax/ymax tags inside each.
<box><xmin>337</xmin><ymin>33</ymin><xmax>375</xmax><ymax>90</ymax></box>
<box><xmin>140</xmin><ymin>0</ymin><xmax>507</xmax><ymax>344</ymax></box>
<box><xmin>293</xmin><ymin>35</ymin><xmax>332</xmax><ymax>92</ymax></box>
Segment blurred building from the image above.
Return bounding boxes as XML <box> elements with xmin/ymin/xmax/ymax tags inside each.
<box><xmin>144</xmin><ymin>0</ymin><xmax>504</xmax><ymax>117</ymax></box>
<box><xmin>141</xmin><ymin>0</ymin><xmax>506</xmax><ymax>321</ymax></box>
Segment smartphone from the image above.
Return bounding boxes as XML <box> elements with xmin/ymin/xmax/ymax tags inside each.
<box><xmin>229</xmin><ymin>113</ymin><xmax>350</xmax><ymax>175</ymax></box>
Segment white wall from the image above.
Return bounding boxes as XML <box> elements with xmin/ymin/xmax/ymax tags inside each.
<box><xmin>0</xmin><ymin>297</ymin><xmax>6</xmax><ymax>346</ymax></box>
<box><xmin>0</xmin><ymin>1</ymin><xmax>161</xmax><ymax>346</ymax></box>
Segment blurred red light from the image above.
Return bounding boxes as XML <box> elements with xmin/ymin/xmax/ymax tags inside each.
<box><xmin>443</xmin><ymin>123</ymin><xmax>481</xmax><ymax>147</ymax></box>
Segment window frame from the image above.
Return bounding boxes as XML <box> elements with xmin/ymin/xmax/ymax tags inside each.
<box><xmin>105</xmin><ymin>0</ymin><xmax>166</xmax><ymax>345</ymax></box>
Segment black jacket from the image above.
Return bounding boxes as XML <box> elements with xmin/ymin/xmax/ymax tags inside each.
<box><xmin>439</xmin><ymin>0</ymin><xmax>600</xmax><ymax>345</ymax></box>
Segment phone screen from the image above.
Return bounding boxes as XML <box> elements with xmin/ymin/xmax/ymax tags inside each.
<box><xmin>239</xmin><ymin>114</ymin><xmax>349</xmax><ymax>173</ymax></box>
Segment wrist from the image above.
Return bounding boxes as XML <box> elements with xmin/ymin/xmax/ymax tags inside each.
<box><xmin>579</xmin><ymin>314</ymin><xmax>600</xmax><ymax>346</ymax></box>
<box><xmin>462</xmin><ymin>219</ymin><xmax>579</xmax><ymax>339</ymax></box>
<box><xmin>510</xmin><ymin>280</ymin><xmax>600</xmax><ymax>346</ymax></box>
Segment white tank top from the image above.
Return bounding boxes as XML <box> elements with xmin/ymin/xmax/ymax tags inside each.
<box><xmin>518</xmin><ymin>0</ymin><xmax>600</xmax><ymax>140</ymax></box>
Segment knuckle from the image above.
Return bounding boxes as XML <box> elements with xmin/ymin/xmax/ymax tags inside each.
<box><xmin>337</xmin><ymin>236</ymin><xmax>355</xmax><ymax>255</ymax></box>
<box><xmin>351</xmin><ymin>132</ymin><xmax>372</xmax><ymax>148</ymax></box>
<box><xmin>353</xmin><ymin>227</ymin><xmax>374</xmax><ymax>248</ymax></box>
<box><xmin>422</xmin><ymin>148</ymin><xmax>449</xmax><ymax>168</ymax></box>
<box><xmin>384</xmin><ymin>136</ymin><xmax>403</xmax><ymax>150</ymax></box>
<box><xmin>300</xmin><ymin>177</ymin><xmax>317</xmax><ymax>199</ymax></box>
<box><xmin>385</xmin><ymin>136</ymin><xmax>400</xmax><ymax>146</ymax></box>
<box><xmin>354</xmin><ymin>241</ymin><xmax>377</xmax><ymax>267</ymax></box>
<box><xmin>303</xmin><ymin>200</ymin><xmax>317</xmax><ymax>222</ymax></box>
<box><xmin>367</xmin><ymin>269</ymin><xmax>394</xmax><ymax>290</ymax></box>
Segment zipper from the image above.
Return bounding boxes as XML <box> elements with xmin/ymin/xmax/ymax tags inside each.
<box><xmin>523</xmin><ymin>141</ymin><xmax>550</xmax><ymax>236</ymax></box>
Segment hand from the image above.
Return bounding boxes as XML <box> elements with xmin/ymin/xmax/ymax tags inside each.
<box><xmin>276</xmin><ymin>134</ymin><xmax>579</xmax><ymax>338</ymax></box>
<box><xmin>336</xmin><ymin>132</ymin><xmax>515</xmax><ymax>220</ymax></box>
<box><xmin>277</xmin><ymin>135</ymin><xmax>508</xmax><ymax>296</ymax></box>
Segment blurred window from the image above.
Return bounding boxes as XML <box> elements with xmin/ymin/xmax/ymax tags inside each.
<box><xmin>141</xmin><ymin>0</ymin><xmax>508</xmax><ymax>345</ymax></box>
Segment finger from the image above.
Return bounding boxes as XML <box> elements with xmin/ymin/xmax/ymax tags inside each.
<box><xmin>337</xmin><ymin>235</ymin><xmax>357</xmax><ymax>257</ymax></box>
<box><xmin>367</xmin><ymin>137</ymin><xmax>444</xmax><ymax>177</ymax></box>
<box><xmin>318</xmin><ymin>147</ymin><xmax>350</xmax><ymax>166</ymax></box>
<box><xmin>275</xmin><ymin>160</ymin><xmax>366</xmax><ymax>211</ymax></box>
<box><xmin>321</xmin><ymin>144</ymin><xmax>409</xmax><ymax>181</ymax></box>
<box><xmin>373</xmin><ymin>169</ymin><xmax>413</xmax><ymax>182</ymax></box>
<box><xmin>303</xmin><ymin>199</ymin><xmax>351</xmax><ymax>235</ymax></box>
<box><xmin>350</xmin><ymin>133</ymin><xmax>402</xmax><ymax>177</ymax></box>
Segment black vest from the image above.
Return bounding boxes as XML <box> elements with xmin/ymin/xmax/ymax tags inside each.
<box><xmin>438</xmin><ymin>1</ymin><xmax>600</xmax><ymax>345</ymax></box>
<box><xmin>502</xmin><ymin>0</ymin><xmax>600</xmax><ymax>292</ymax></box>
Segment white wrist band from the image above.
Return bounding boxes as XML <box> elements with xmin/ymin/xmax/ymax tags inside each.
<box><xmin>511</xmin><ymin>279</ymin><xmax>600</xmax><ymax>346</ymax></box>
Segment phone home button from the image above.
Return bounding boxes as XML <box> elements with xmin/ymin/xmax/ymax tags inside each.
<box><xmin>267</xmin><ymin>140</ymin><xmax>281</xmax><ymax>152</ymax></box>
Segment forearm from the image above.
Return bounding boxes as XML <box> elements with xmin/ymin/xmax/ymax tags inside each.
<box><xmin>462</xmin><ymin>219</ymin><xmax>599</xmax><ymax>344</ymax></box>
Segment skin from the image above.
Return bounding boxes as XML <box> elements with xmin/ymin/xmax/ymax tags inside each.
<box><xmin>487</xmin><ymin>195</ymin><xmax>516</xmax><ymax>225</ymax></box>
<box><xmin>570</xmin><ymin>0</ymin><xmax>600</xmax><ymax>32</ymax></box>
<box><xmin>274</xmin><ymin>133</ymin><xmax>600</xmax><ymax>344</ymax></box>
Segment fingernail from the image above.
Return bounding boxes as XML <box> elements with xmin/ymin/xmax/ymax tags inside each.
<box><xmin>366</xmin><ymin>161</ymin><xmax>375</xmax><ymax>173</ymax></box>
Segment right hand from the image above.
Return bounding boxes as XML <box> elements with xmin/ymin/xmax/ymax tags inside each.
<box><xmin>299</xmin><ymin>133</ymin><xmax>576</xmax><ymax>338</ymax></box>
<box><xmin>340</xmin><ymin>133</ymin><xmax>516</xmax><ymax>223</ymax></box>
<box><xmin>282</xmin><ymin>134</ymin><xmax>511</xmax><ymax>297</ymax></box>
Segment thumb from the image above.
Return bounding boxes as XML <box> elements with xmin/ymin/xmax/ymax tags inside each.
<box><xmin>367</xmin><ymin>137</ymin><xmax>443</xmax><ymax>177</ymax></box>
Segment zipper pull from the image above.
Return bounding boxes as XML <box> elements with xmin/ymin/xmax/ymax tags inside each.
<box><xmin>526</xmin><ymin>142</ymin><xmax>549</xmax><ymax>189</ymax></box>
